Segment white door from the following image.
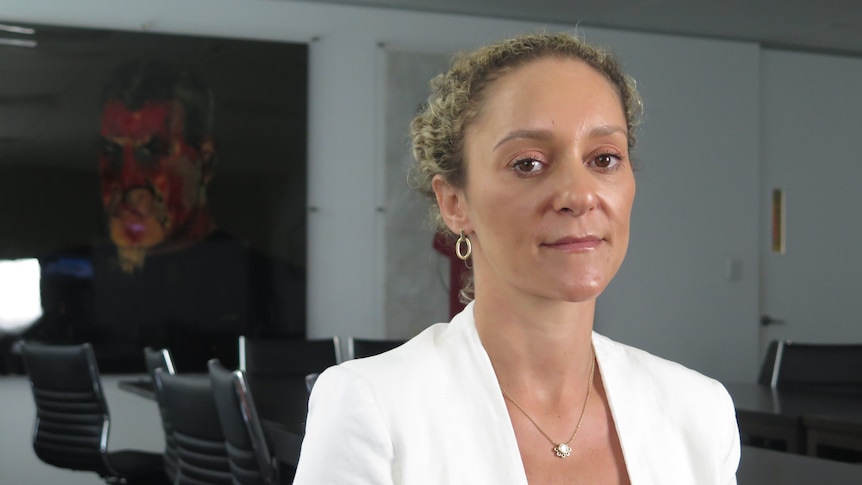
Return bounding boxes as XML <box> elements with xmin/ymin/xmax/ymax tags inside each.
<box><xmin>759</xmin><ymin>50</ymin><xmax>862</xmax><ymax>355</ymax></box>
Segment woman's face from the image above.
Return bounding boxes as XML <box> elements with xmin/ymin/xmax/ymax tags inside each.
<box><xmin>437</xmin><ymin>57</ymin><xmax>636</xmax><ymax>303</ymax></box>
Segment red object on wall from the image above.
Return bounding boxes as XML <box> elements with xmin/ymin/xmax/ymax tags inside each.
<box><xmin>433</xmin><ymin>233</ymin><xmax>467</xmax><ymax>319</ymax></box>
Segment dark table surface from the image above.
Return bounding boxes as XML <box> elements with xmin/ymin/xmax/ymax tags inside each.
<box><xmin>739</xmin><ymin>444</ymin><xmax>862</xmax><ymax>483</ymax></box>
<box><xmin>726</xmin><ymin>382</ymin><xmax>862</xmax><ymax>458</ymax></box>
<box><xmin>726</xmin><ymin>382</ymin><xmax>862</xmax><ymax>420</ymax></box>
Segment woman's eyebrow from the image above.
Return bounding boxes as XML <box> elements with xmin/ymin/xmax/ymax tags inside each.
<box><xmin>493</xmin><ymin>124</ymin><xmax>628</xmax><ymax>151</ymax></box>
<box><xmin>588</xmin><ymin>124</ymin><xmax>627</xmax><ymax>138</ymax></box>
<box><xmin>493</xmin><ymin>129</ymin><xmax>553</xmax><ymax>150</ymax></box>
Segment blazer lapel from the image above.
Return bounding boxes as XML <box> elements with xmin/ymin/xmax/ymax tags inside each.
<box><xmin>593</xmin><ymin>333</ymin><xmax>654</xmax><ymax>485</ymax></box>
<box><xmin>446</xmin><ymin>304</ymin><xmax>530</xmax><ymax>485</ymax></box>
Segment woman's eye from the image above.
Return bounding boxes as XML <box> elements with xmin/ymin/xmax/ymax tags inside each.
<box><xmin>512</xmin><ymin>157</ymin><xmax>544</xmax><ymax>174</ymax></box>
<box><xmin>590</xmin><ymin>153</ymin><xmax>622</xmax><ymax>169</ymax></box>
<box><xmin>135</xmin><ymin>138</ymin><xmax>170</xmax><ymax>166</ymax></box>
<box><xmin>98</xmin><ymin>140</ymin><xmax>123</xmax><ymax>174</ymax></box>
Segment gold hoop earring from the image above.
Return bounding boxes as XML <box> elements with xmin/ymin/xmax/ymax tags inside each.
<box><xmin>455</xmin><ymin>229</ymin><xmax>472</xmax><ymax>261</ymax></box>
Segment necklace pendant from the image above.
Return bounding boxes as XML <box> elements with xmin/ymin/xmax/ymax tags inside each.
<box><xmin>554</xmin><ymin>443</ymin><xmax>572</xmax><ymax>458</ymax></box>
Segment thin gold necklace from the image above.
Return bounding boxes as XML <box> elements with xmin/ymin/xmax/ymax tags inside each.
<box><xmin>501</xmin><ymin>345</ymin><xmax>596</xmax><ymax>459</ymax></box>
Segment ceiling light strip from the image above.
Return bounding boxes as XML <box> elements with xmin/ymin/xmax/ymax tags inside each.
<box><xmin>0</xmin><ymin>24</ymin><xmax>35</xmax><ymax>35</ymax></box>
<box><xmin>0</xmin><ymin>38</ymin><xmax>37</xmax><ymax>48</ymax></box>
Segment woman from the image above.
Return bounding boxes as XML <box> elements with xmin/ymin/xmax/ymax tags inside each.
<box><xmin>294</xmin><ymin>32</ymin><xmax>739</xmax><ymax>484</ymax></box>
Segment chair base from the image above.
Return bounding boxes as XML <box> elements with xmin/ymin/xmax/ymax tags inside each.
<box><xmin>104</xmin><ymin>450</ymin><xmax>170</xmax><ymax>484</ymax></box>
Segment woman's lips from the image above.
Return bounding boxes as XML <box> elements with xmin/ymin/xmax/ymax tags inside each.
<box><xmin>542</xmin><ymin>235</ymin><xmax>603</xmax><ymax>252</ymax></box>
<box><xmin>125</xmin><ymin>222</ymin><xmax>147</xmax><ymax>234</ymax></box>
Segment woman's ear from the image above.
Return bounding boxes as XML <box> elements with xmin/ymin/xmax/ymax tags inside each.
<box><xmin>198</xmin><ymin>137</ymin><xmax>217</xmax><ymax>185</ymax></box>
<box><xmin>432</xmin><ymin>174</ymin><xmax>471</xmax><ymax>234</ymax></box>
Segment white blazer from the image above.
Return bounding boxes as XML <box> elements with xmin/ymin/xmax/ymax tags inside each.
<box><xmin>294</xmin><ymin>303</ymin><xmax>740</xmax><ymax>484</ymax></box>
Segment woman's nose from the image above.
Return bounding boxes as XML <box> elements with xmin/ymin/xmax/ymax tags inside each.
<box><xmin>123</xmin><ymin>187</ymin><xmax>156</xmax><ymax>214</ymax></box>
<box><xmin>118</xmin><ymin>145</ymin><xmax>147</xmax><ymax>187</ymax></box>
<box><xmin>551</xmin><ymin>160</ymin><xmax>598</xmax><ymax>216</ymax></box>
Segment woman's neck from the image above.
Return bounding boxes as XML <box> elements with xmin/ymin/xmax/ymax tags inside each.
<box><xmin>472</xmin><ymin>286</ymin><xmax>596</xmax><ymax>404</ymax></box>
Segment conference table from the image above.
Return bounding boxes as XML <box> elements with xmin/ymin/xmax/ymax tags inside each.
<box><xmin>738</xmin><ymin>444</ymin><xmax>862</xmax><ymax>483</ymax></box>
<box><xmin>726</xmin><ymin>382</ymin><xmax>862</xmax><ymax>459</ymax></box>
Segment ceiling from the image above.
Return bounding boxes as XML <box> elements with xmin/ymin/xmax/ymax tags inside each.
<box><xmin>303</xmin><ymin>0</ymin><xmax>862</xmax><ymax>57</ymax></box>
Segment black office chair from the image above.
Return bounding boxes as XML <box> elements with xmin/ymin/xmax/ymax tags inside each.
<box><xmin>209</xmin><ymin>359</ymin><xmax>285</xmax><ymax>484</ymax></box>
<box><xmin>757</xmin><ymin>340</ymin><xmax>782</xmax><ymax>387</ymax></box>
<box><xmin>304</xmin><ymin>373</ymin><xmax>320</xmax><ymax>394</ymax></box>
<box><xmin>20</xmin><ymin>342</ymin><xmax>168</xmax><ymax>484</ymax></box>
<box><xmin>143</xmin><ymin>347</ymin><xmax>179</xmax><ymax>483</ymax></box>
<box><xmin>239</xmin><ymin>336</ymin><xmax>341</xmax><ymax>377</ymax></box>
<box><xmin>155</xmin><ymin>369</ymin><xmax>233</xmax><ymax>485</ymax></box>
<box><xmin>345</xmin><ymin>337</ymin><xmax>405</xmax><ymax>360</ymax></box>
<box><xmin>758</xmin><ymin>340</ymin><xmax>862</xmax><ymax>392</ymax></box>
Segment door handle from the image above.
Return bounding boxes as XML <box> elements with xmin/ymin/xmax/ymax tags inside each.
<box><xmin>760</xmin><ymin>315</ymin><xmax>785</xmax><ymax>327</ymax></box>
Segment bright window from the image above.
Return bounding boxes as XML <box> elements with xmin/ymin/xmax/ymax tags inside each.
<box><xmin>0</xmin><ymin>258</ymin><xmax>42</xmax><ymax>332</ymax></box>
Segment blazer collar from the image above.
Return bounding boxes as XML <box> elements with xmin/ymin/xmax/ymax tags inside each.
<box><xmin>593</xmin><ymin>333</ymin><xmax>654</xmax><ymax>485</ymax></box>
<box><xmin>447</xmin><ymin>302</ymin><xmax>530</xmax><ymax>485</ymax></box>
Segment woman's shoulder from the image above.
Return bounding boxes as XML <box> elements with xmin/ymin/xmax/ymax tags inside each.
<box><xmin>322</xmin><ymin>321</ymin><xmax>455</xmax><ymax>391</ymax></box>
<box><xmin>309</xmin><ymin>317</ymin><xmax>485</xmax><ymax>434</ymax></box>
<box><xmin>337</xmin><ymin>306</ymin><xmax>479</xmax><ymax>377</ymax></box>
<box><xmin>593</xmin><ymin>333</ymin><xmax>738</xmax><ymax>461</ymax></box>
<box><xmin>593</xmin><ymin>332</ymin><xmax>730</xmax><ymax>402</ymax></box>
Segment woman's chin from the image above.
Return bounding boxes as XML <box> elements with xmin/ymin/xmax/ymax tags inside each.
<box><xmin>553</xmin><ymin>279</ymin><xmax>609</xmax><ymax>303</ymax></box>
<box><xmin>109</xmin><ymin>218</ymin><xmax>166</xmax><ymax>248</ymax></box>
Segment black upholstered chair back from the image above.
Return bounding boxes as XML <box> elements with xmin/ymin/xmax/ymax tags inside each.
<box><xmin>144</xmin><ymin>347</ymin><xmax>176</xmax><ymax>377</ymax></box>
<box><xmin>305</xmin><ymin>373</ymin><xmax>320</xmax><ymax>394</ymax></box>
<box><xmin>144</xmin><ymin>347</ymin><xmax>179</xmax><ymax>482</ymax></box>
<box><xmin>209</xmin><ymin>359</ymin><xmax>278</xmax><ymax>485</ymax></box>
<box><xmin>155</xmin><ymin>370</ymin><xmax>233</xmax><ymax>485</ymax></box>
<box><xmin>757</xmin><ymin>340</ymin><xmax>781</xmax><ymax>386</ymax></box>
<box><xmin>21</xmin><ymin>342</ymin><xmax>112</xmax><ymax>475</ymax></box>
<box><xmin>346</xmin><ymin>337</ymin><xmax>405</xmax><ymax>360</ymax></box>
<box><xmin>760</xmin><ymin>340</ymin><xmax>862</xmax><ymax>392</ymax></box>
<box><xmin>239</xmin><ymin>336</ymin><xmax>340</xmax><ymax>377</ymax></box>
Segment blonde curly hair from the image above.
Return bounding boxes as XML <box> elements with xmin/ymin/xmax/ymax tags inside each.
<box><xmin>409</xmin><ymin>31</ymin><xmax>643</xmax><ymax>237</ymax></box>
